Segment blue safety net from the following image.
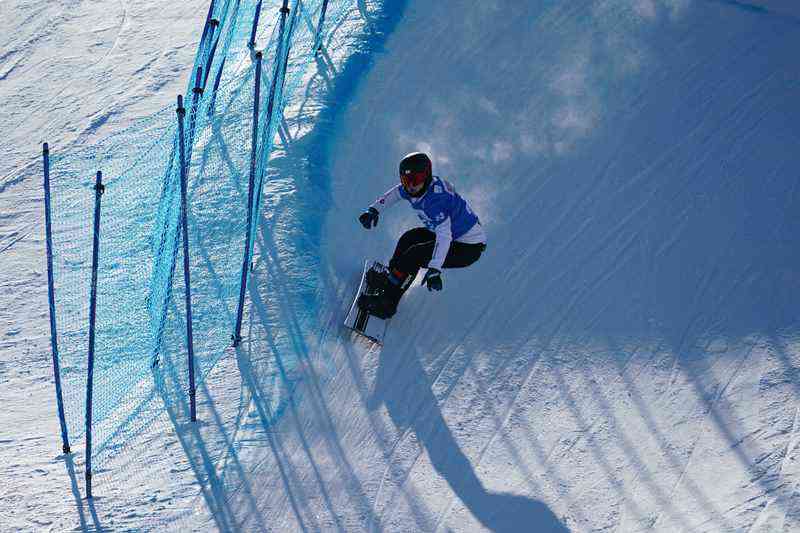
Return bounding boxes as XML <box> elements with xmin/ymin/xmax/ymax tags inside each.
<box><xmin>45</xmin><ymin>0</ymin><xmax>357</xmax><ymax>479</ymax></box>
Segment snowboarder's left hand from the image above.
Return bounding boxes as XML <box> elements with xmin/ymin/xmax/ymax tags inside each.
<box><xmin>421</xmin><ymin>268</ymin><xmax>442</xmax><ymax>291</ymax></box>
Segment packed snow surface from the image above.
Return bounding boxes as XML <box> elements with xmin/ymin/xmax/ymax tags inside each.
<box><xmin>2</xmin><ymin>0</ymin><xmax>800</xmax><ymax>532</ymax></box>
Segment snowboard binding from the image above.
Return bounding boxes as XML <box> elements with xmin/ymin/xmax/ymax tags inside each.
<box><xmin>344</xmin><ymin>261</ymin><xmax>392</xmax><ymax>344</ymax></box>
<box><xmin>357</xmin><ymin>263</ymin><xmax>402</xmax><ymax>320</ymax></box>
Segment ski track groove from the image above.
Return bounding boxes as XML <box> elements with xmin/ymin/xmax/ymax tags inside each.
<box><xmin>89</xmin><ymin>0</ymin><xmax>128</xmax><ymax>71</ymax></box>
<box><xmin>436</xmin><ymin>292</ymin><xmax>624</xmax><ymax>532</ymax></box>
<box><xmin>431</xmin><ymin>235</ymin><xmax>641</xmax><ymax>531</ymax></box>
<box><xmin>0</xmin><ymin>161</ymin><xmax>38</xmax><ymax>195</ymax></box>
<box><xmin>196</xmin><ymin>373</ymin><xmax>268</xmax><ymax>532</ymax></box>
<box><xmin>750</xmin><ymin>403</ymin><xmax>800</xmax><ymax>531</ymax></box>
<box><xmin>7</xmin><ymin>0</ymin><xmax>131</xmax><ymax>140</ymax></box>
<box><xmin>588</xmin><ymin>347</ymin><xmax>669</xmax><ymax>533</ymax></box>
<box><xmin>397</xmin><ymin>155</ymin><xmax>643</xmax><ymax>527</ymax></box>
<box><xmin>371</xmin><ymin>302</ymin><xmax>496</xmax><ymax>526</ymax></box>
<box><xmin>615</xmin><ymin>55</ymin><xmax>774</xmax><ymax>218</ymax></box>
<box><xmin>286</xmin><ymin>322</ymin><xmax>392</xmax><ymax>530</ymax></box>
<box><xmin>429</xmin><ymin>353</ymin><xmax>548</xmax><ymax>533</ymax></box>
<box><xmin>576</xmin><ymin>367</ymin><xmax>706</xmax><ymax>532</ymax></box>
<box><xmin>650</xmin><ymin>339</ymin><xmax>755</xmax><ymax>531</ymax></box>
<box><xmin>751</xmin><ymin>334</ymin><xmax>800</xmax><ymax>531</ymax></box>
<box><xmin>372</xmin><ymin>290</ymin><xmax>508</xmax><ymax>521</ymax></box>
<box><xmin>549</xmin><ymin>341</ymin><xmax>660</xmax><ymax>527</ymax></box>
<box><xmin>263</xmin><ymin>279</ymin><xmax>383</xmax><ymax>529</ymax></box>
<box><xmin>662</xmin><ymin>229</ymin><xmax>729</xmax><ymax>398</ymax></box>
<box><xmin>0</xmin><ymin>230</ymin><xmax>31</xmax><ymax>255</ymax></box>
<box><xmin>631</xmin><ymin>254</ymin><xmax>761</xmax><ymax>530</ymax></box>
<box><xmin>505</xmin><ymin>155</ymin><xmax>618</xmax><ymax>284</ymax></box>
<box><xmin>504</xmin><ymin>194</ymin><xmax>627</xmax><ymax>332</ymax></box>
<box><xmin>515</xmin><ymin>141</ymin><xmax>665</xmax><ymax>312</ymax></box>
<box><xmin>614</xmin><ymin>272</ymin><xmax>756</xmax><ymax>527</ymax></box>
<box><xmin>369</xmin><ymin>231</ymin><xmax>523</xmax><ymax>523</ymax></box>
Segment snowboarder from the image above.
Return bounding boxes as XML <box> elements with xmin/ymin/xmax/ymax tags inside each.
<box><xmin>357</xmin><ymin>152</ymin><xmax>487</xmax><ymax>319</ymax></box>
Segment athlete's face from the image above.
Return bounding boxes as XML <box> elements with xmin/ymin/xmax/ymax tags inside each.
<box><xmin>401</xmin><ymin>170</ymin><xmax>427</xmax><ymax>196</ymax></box>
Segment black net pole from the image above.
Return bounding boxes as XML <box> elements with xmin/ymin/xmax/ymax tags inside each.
<box><xmin>42</xmin><ymin>143</ymin><xmax>71</xmax><ymax>455</ymax></box>
<box><xmin>233</xmin><ymin>51</ymin><xmax>264</xmax><ymax>347</ymax></box>
<box><xmin>176</xmin><ymin>95</ymin><xmax>197</xmax><ymax>422</ymax></box>
<box><xmin>85</xmin><ymin>170</ymin><xmax>104</xmax><ymax>499</ymax></box>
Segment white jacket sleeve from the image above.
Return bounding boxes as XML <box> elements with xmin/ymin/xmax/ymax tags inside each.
<box><xmin>428</xmin><ymin>216</ymin><xmax>452</xmax><ymax>271</ymax></box>
<box><xmin>369</xmin><ymin>184</ymin><xmax>402</xmax><ymax>213</ymax></box>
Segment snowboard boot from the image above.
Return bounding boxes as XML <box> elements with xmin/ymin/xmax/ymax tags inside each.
<box><xmin>365</xmin><ymin>266</ymin><xmax>392</xmax><ymax>292</ymax></box>
<box><xmin>357</xmin><ymin>277</ymin><xmax>405</xmax><ymax>319</ymax></box>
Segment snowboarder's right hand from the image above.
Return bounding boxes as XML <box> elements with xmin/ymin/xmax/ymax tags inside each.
<box><xmin>359</xmin><ymin>207</ymin><xmax>379</xmax><ymax>229</ymax></box>
<box><xmin>421</xmin><ymin>268</ymin><xmax>443</xmax><ymax>291</ymax></box>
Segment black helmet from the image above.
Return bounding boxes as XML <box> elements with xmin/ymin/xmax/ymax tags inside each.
<box><xmin>399</xmin><ymin>152</ymin><xmax>432</xmax><ymax>197</ymax></box>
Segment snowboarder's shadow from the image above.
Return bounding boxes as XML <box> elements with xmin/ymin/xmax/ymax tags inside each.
<box><xmin>367</xmin><ymin>345</ymin><xmax>568</xmax><ymax>533</ymax></box>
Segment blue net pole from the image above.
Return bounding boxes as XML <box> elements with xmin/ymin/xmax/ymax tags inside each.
<box><xmin>202</xmin><ymin>19</ymin><xmax>222</xmax><ymax>90</ymax></box>
<box><xmin>187</xmin><ymin>67</ymin><xmax>205</xmax><ymax>165</ymax></box>
<box><xmin>205</xmin><ymin>0</ymin><xmax>244</xmax><ymax>116</ymax></box>
<box><xmin>233</xmin><ymin>50</ymin><xmax>264</xmax><ymax>347</ymax></box>
<box><xmin>252</xmin><ymin>0</ymin><xmax>294</xmax><ymax>230</ymax></box>
<box><xmin>206</xmin><ymin>56</ymin><xmax>228</xmax><ymax>118</ymax></box>
<box><xmin>192</xmin><ymin>0</ymin><xmax>221</xmax><ymax>94</ymax></box>
<box><xmin>270</xmin><ymin>0</ymin><xmax>291</xmax><ymax>90</ymax></box>
<box><xmin>176</xmin><ymin>94</ymin><xmax>197</xmax><ymax>423</ymax></box>
<box><xmin>211</xmin><ymin>54</ymin><xmax>228</xmax><ymax>93</ymax></box>
<box><xmin>313</xmin><ymin>0</ymin><xmax>330</xmax><ymax>53</ymax></box>
<box><xmin>85</xmin><ymin>170</ymin><xmax>104</xmax><ymax>499</ymax></box>
<box><xmin>280</xmin><ymin>9</ymin><xmax>298</xmax><ymax>97</ymax></box>
<box><xmin>42</xmin><ymin>143</ymin><xmax>71</xmax><ymax>455</ymax></box>
<box><xmin>150</xmin><ymin>68</ymin><xmax>204</xmax><ymax>367</ymax></box>
<box><xmin>248</xmin><ymin>1</ymin><xmax>263</xmax><ymax>48</ymax></box>
<box><xmin>199</xmin><ymin>0</ymin><xmax>219</xmax><ymax>47</ymax></box>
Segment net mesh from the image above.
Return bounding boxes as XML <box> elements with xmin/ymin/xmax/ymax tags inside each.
<box><xmin>46</xmin><ymin>0</ymin><xmax>357</xmax><ymax>482</ymax></box>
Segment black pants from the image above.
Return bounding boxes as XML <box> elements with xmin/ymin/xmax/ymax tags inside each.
<box><xmin>389</xmin><ymin>227</ymin><xmax>485</xmax><ymax>285</ymax></box>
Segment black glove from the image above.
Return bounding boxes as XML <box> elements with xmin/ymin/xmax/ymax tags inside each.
<box><xmin>421</xmin><ymin>268</ymin><xmax>443</xmax><ymax>291</ymax></box>
<box><xmin>359</xmin><ymin>207</ymin><xmax>379</xmax><ymax>229</ymax></box>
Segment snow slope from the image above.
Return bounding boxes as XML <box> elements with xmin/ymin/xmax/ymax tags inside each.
<box><xmin>237</xmin><ymin>0</ymin><xmax>800</xmax><ymax>531</ymax></box>
<box><xmin>3</xmin><ymin>0</ymin><xmax>800</xmax><ymax>532</ymax></box>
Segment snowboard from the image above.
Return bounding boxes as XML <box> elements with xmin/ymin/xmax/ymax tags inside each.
<box><xmin>344</xmin><ymin>260</ymin><xmax>389</xmax><ymax>345</ymax></box>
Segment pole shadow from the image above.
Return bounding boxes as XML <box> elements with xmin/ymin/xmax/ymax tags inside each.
<box><xmin>61</xmin><ymin>452</ymin><xmax>100</xmax><ymax>532</ymax></box>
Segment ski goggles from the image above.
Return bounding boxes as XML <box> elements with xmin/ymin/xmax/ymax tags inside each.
<box><xmin>400</xmin><ymin>170</ymin><xmax>427</xmax><ymax>194</ymax></box>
